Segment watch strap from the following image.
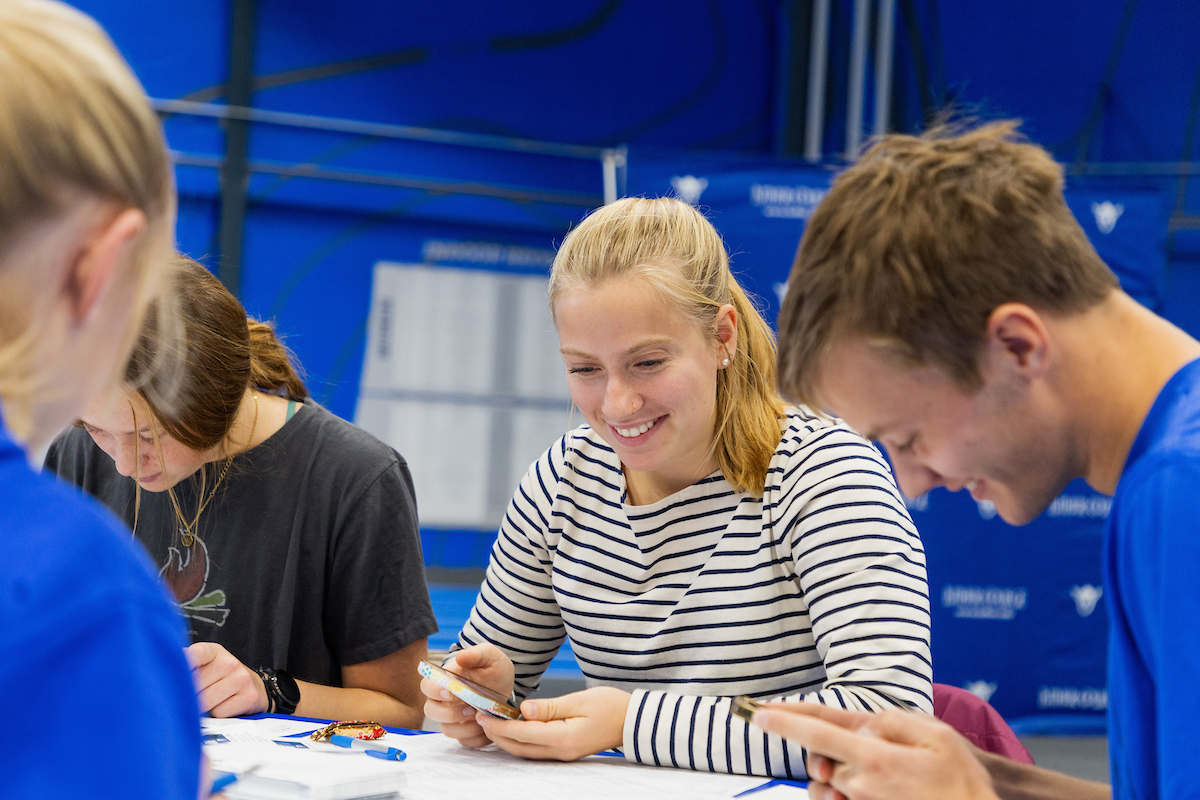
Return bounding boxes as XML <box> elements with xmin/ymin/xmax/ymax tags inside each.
<box><xmin>257</xmin><ymin>667</ymin><xmax>301</xmax><ymax>715</ymax></box>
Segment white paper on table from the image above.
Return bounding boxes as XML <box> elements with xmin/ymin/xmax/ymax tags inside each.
<box><xmin>205</xmin><ymin>740</ymin><xmax>406</xmax><ymax>800</ymax></box>
<box><xmin>201</xmin><ymin>717</ymin><xmax>324</xmax><ymax>744</ymax></box>
<box><xmin>386</xmin><ymin>731</ymin><xmax>774</xmax><ymax>800</ymax></box>
<box><xmin>202</xmin><ymin>717</ymin><xmax>405</xmax><ymax>756</ymax></box>
<box><xmin>201</xmin><ymin>721</ymin><xmax>788</xmax><ymax>799</ymax></box>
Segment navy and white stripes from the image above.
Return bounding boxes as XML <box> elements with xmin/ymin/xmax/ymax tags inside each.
<box><xmin>457</xmin><ymin>408</ymin><xmax>932</xmax><ymax>778</ymax></box>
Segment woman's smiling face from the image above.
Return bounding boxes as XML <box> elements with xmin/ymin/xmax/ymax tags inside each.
<box><xmin>554</xmin><ymin>274</ymin><xmax>734</xmax><ymax>500</ymax></box>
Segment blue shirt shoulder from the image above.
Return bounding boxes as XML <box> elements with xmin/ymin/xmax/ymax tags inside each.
<box><xmin>0</xmin><ymin>423</ymin><xmax>200</xmax><ymax>798</ymax></box>
<box><xmin>1106</xmin><ymin>358</ymin><xmax>1200</xmax><ymax>800</ymax></box>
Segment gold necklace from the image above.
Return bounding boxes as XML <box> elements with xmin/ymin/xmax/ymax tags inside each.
<box><xmin>180</xmin><ymin>394</ymin><xmax>259</xmax><ymax>547</ymax></box>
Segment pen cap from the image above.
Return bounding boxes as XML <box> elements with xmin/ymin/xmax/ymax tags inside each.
<box><xmin>330</xmin><ymin>733</ymin><xmax>407</xmax><ymax>761</ymax></box>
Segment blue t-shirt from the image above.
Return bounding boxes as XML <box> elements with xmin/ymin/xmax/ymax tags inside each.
<box><xmin>0</xmin><ymin>411</ymin><xmax>201</xmax><ymax>797</ymax></box>
<box><xmin>1105</xmin><ymin>357</ymin><xmax>1200</xmax><ymax>800</ymax></box>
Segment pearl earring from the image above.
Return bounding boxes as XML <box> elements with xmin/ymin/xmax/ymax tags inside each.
<box><xmin>722</xmin><ymin>358</ymin><xmax>730</xmax><ymax>367</ymax></box>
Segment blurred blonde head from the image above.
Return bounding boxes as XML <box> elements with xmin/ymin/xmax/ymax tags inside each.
<box><xmin>549</xmin><ymin>197</ymin><xmax>785</xmax><ymax>495</ymax></box>
<box><xmin>0</xmin><ymin>0</ymin><xmax>180</xmax><ymax>443</ymax></box>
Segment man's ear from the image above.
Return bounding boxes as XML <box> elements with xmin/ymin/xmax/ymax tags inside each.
<box><xmin>64</xmin><ymin>207</ymin><xmax>146</xmax><ymax>326</ymax></box>
<box><xmin>984</xmin><ymin>303</ymin><xmax>1051</xmax><ymax>378</ymax></box>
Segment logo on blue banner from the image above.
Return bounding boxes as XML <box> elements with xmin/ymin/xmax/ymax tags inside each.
<box><xmin>1070</xmin><ymin>584</ymin><xmax>1104</xmax><ymax>617</ymax></box>
<box><xmin>1038</xmin><ymin>686</ymin><xmax>1107</xmax><ymax>710</ymax></box>
<box><xmin>1047</xmin><ymin>494</ymin><xmax>1112</xmax><ymax>518</ymax></box>
<box><xmin>670</xmin><ymin>175</ymin><xmax>708</xmax><ymax>206</ymax></box>
<box><xmin>748</xmin><ymin>184</ymin><xmax>828</xmax><ymax>219</ymax></box>
<box><xmin>942</xmin><ymin>584</ymin><xmax>1028</xmax><ymax>620</ymax></box>
<box><xmin>1090</xmin><ymin>201</ymin><xmax>1124</xmax><ymax>234</ymax></box>
<box><xmin>964</xmin><ymin>681</ymin><xmax>998</xmax><ymax>702</ymax></box>
<box><xmin>421</xmin><ymin>239</ymin><xmax>554</xmax><ymax>269</ymax></box>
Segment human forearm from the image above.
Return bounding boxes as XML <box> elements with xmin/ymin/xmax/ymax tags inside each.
<box><xmin>623</xmin><ymin>690</ymin><xmax>809</xmax><ymax>778</ymax></box>
<box><xmin>294</xmin><ymin>680</ymin><xmax>425</xmax><ymax>729</ymax></box>
<box><xmin>215</xmin><ymin>641</ymin><xmax>430</xmax><ymax>729</ymax></box>
<box><xmin>298</xmin><ymin>638</ymin><xmax>431</xmax><ymax>730</ymax></box>
<box><xmin>977</xmin><ymin>748</ymin><xmax>1111</xmax><ymax>800</ymax></box>
<box><xmin>620</xmin><ymin>681</ymin><xmax>923</xmax><ymax>778</ymax></box>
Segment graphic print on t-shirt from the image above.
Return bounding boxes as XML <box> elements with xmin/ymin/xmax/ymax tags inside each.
<box><xmin>160</xmin><ymin>534</ymin><xmax>230</xmax><ymax>627</ymax></box>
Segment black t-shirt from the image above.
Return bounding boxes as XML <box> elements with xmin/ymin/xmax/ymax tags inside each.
<box><xmin>44</xmin><ymin>400</ymin><xmax>437</xmax><ymax>688</ymax></box>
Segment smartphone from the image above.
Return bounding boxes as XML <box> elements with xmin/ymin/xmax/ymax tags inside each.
<box><xmin>418</xmin><ymin>659</ymin><xmax>523</xmax><ymax>720</ymax></box>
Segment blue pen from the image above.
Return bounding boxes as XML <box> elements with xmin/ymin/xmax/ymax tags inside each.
<box><xmin>329</xmin><ymin>733</ymin><xmax>407</xmax><ymax>761</ymax></box>
<box><xmin>210</xmin><ymin>765</ymin><xmax>259</xmax><ymax>794</ymax></box>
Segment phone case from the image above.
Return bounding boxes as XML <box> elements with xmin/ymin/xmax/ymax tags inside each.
<box><xmin>418</xmin><ymin>660</ymin><xmax>523</xmax><ymax>720</ymax></box>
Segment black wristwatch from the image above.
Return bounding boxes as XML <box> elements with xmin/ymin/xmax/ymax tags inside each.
<box><xmin>257</xmin><ymin>667</ymin><xmax>301</xmax><ymax>715</ymax></box>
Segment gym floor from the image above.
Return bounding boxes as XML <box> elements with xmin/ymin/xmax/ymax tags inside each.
<box><xmin>1019</xmin><ymin>736</ymin><xmax>1109</xmax><ymax>783</ymax></box>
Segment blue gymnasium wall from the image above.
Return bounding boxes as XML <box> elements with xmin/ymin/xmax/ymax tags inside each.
<box><xmin>74</xmin><ymin>0</ymin><xmax>1199</xmax><ymax>730</ymax></box>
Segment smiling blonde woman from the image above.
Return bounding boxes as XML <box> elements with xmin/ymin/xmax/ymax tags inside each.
<box><xmin>421</xmin><ymin>197</ymin><xmax>934</xmax><ymax>779</ymax></box>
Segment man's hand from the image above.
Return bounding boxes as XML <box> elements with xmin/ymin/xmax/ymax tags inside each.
<box><xmin>475</xmin><ymin>687</ymin><xmax>631</xmax><ymax>761</ymax></box>
<box><xmin>421</xmin><ymin>644</ymin><xmax>516</xmax><ymax>748</ymax></box>
<box><xmin>752</xmin><ymin>702</ymin><xmax>1000</xmax><ymax>800</ymax></box>
<box><xmin>186</xmin><ymin>642</ymin><xmax>267</xmax><ymax>718</ymax></box>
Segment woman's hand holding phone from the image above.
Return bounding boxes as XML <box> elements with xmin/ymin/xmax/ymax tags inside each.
<box><xmin>420</xmin><ymin>643</ymin><xmax>516</xmax><ymax>748</ymax></box>
<box><xmin>475</xmin><ymin>686</ymin><xmax>632</xmax><ymax>762</ymax></box>
<box><xmin>420</xmin><ymin>646</ymin><xmax>632</xmax><ymax>762</ymax></box>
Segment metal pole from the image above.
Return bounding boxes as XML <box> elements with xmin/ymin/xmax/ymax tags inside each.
<box><xmin>846</xmin><ymin>0</ymin><xmax>871</xmax><ymax>156</ymax></box>
<box><xmin>153</xmin><ymin>98</ymin><xmax>609</xmax><ymax>161</ymax></box>
<box><xmin>602</xmin><ymin>150</ymin><xmax>618</xmax><ymax>204</ymax></box>
<box><xmin>217</xmin><ymin>0</ymin><xmax>255</xmax><ymax>295</ymax></box>
<box><xmin>170</xmin><ymin>151</ymin><xmax>605</xmax><ymax>207</ymax></box>
<box><xmin>874</xmin><ymin>0</ymin><xmax>896</xmax><ymax>137</ymax></box>
<box><xmin>804</xmin><ymin>0</ymin><xmax>831</xmax><ymax>162</ymax></box>
<box><xmin>615</xmin><ymin>145</ymin><xmax>628</xmax><ymax>199</ymax></box>
<box><xmin>600</xmin><ymin>148</ymin><xmax>628</xmax><ymax>204</ymax></box>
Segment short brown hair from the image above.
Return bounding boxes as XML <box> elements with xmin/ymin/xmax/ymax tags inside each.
<box><xmin>777</xmin><ymin>120</ymin><xmax>1119</xmax><ymax>407</ymax></box>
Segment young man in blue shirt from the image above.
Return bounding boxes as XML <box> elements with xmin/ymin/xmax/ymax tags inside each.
<box><xmin>761</xmin><ymin>121</ymin><xmax>1199</xmax><ymax>800</ymax></box>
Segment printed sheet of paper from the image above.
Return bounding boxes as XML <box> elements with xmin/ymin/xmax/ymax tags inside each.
<box><xmin>200</xmin><ymin>716</ymin><xmax>322</xmax><ymax>743</ymax></box>
<box><xmin>205</xmin><ymin>741</ymin><xmax>406</xmax><ymax>800</ymax></box>
<box><xmin>202</xmin><ymin>719</ymin><xmax>406</xmax><ymax>799</ymax></box>
<box><xmin>201</xmin><ymin>719</ymin><xmax>786</xmax><ymax>799</ymax></box>
<box><xmin>387</xmin><ymin>730</ymin><xmax>770</xmax><ymax>800</ymax></box>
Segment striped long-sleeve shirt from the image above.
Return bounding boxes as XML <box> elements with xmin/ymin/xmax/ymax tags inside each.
<box><xmin>457</xmin><ymin>408</ymin><xmax>932</xmax><ymax>778</ymax></box>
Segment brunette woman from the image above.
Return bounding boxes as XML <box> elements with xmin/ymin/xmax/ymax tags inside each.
<box><xmin>47</xmin><ymin>255</ymin><xmax>436</xmax><ymax>728</ymax></box>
